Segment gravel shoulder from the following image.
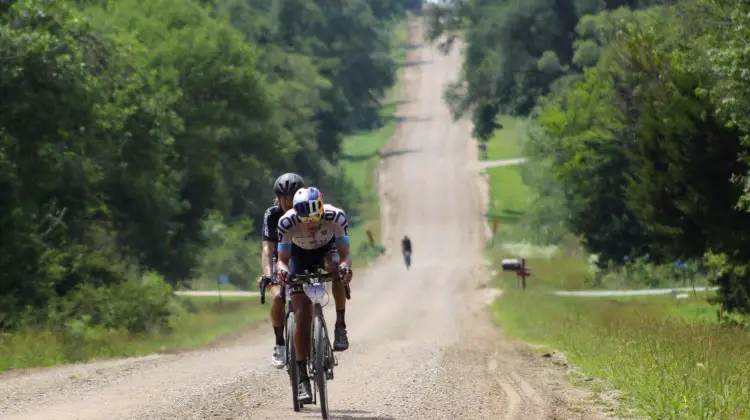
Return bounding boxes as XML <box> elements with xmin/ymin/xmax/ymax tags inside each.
<box><xmin>0</xmin><ymin>18</ymin><xmax>619</xmax><ymax>420</ymax></box>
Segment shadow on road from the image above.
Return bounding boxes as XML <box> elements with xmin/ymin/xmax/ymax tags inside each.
<box><xmin>386</xmin><ymin>115</ymin><xmax>432</xmax><ymax>124</ymax></box>
<box><xmin>341</xmin><ymin>148</ymin><xmax>421</xmax><ymax>163</ymax></box>
<box><xmin>381</xmin><ymin>99</ymin><xmax>414</xmax><ymax>108</ymax></box>
<box><xmin>380</xmin><ymin>148</ymin><xmax>421</xmax><ymax>159</ymax></box>
<box><xmin>321</xmin><ymin>409</ymin><xmax>396</xmax><ymax>419</ymax></box>
<box><xmin>399</xmin><ymin>59</ymin><xmax>431</xmax><ymax>68</ymax></box>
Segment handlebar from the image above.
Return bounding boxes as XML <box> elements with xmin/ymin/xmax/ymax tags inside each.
<box><xmin>259</xmin><ymin>275</ymin><xmax>274</xmax><ymax>304</ymax></box>
<box><xmin>285</xmin><ymin>270</ymin><xmax>337</xmax><ymax>286</ymax></box>
<box><xmin>260</xmin><ymin>254</ymin><xmax>278</xmax><ymax>305</ymax></box>
<box><xmin>258</xmin><ymin>268</ymin><xmax>352</xmax><ymax>303</ymax></box>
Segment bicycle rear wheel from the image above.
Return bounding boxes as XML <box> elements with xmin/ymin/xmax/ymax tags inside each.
<box><xmin>286</xmin><ymin>312</ymin><xmax>301</xmax><ymax>412</ymax></box>
<box><xmin>313</xmin><ymin>315</ymin><xmax>329</xmax><ymax>419</ymax></box>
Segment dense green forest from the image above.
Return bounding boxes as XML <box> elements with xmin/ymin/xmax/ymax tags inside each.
<box><xmin>426</xmin><ymin>0</ymin><xmax>750</xmax><ymax>313</ymax></box>
<box><xmin>0</xmin><ymin>0</ymin><xmax>421</xmax><ymax>331</ymax></box>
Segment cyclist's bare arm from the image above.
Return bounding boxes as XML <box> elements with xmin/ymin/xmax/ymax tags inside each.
<box><xmin>276</xmin><ymin>211</ymin><xmax>295</xmax><ymax>275</ymax></box>
<box><xmin>277</xmin><ymin>247</ymin><xmax>291</xmax><ymax>275</ymax></box>
<box><xmin>261</xmin><ymin>240</ymin><xmax>275</xmax><ymax>277</ymax></box>
<box><xmin>329</xmin><ymin>207</ymin><xmax>352</xmax><ymax>268</ymax></box>
<box><xmin>260</xmin><ymin>206</ymin><xmax>283</xmax><ymax>281</ymax></box>
<box><xmin>337</xmin><ymin>242</ymin><xmax>351</xmax><ymax>267</ymax></box>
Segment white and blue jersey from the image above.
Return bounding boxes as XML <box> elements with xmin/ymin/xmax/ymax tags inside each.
<box><xmin>277</xmin><ymin>204</ymin><xmax>350</xmax><ymax>252</ymax></box>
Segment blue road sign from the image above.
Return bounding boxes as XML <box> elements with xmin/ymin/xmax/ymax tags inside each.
<box><xmin>672</xmin><ymin>261</ymin><xmax>687</xmax><ymax>270</ymax></box>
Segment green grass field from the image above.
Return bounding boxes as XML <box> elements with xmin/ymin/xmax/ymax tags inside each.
<box><xmin>342</xmin><ymin>19</ymin><xmax>410</xmax><ymax>267</ymax></box>
<box><xmin>482</xmin><ymin>115</ymin><xmax>524</xmax><ymax>160</ymax></box>
<box><xmin>484</xmin><ymin>117</ymin><xmax>750</xmax><ymax>419</ymax></box>
<box><xmin>486</xmin><ymin>164</ymin><xmax>530</xmax><ymax>223</ymax></box>
<box><xmin>0</xmin><ymin>296</ymin><xmax>265</xmax><ymax>372</ymax></box>
<box><xmin>491</xmin><ymin>285</ymin><xmax>750</xmax><ymax>419</ymax></box>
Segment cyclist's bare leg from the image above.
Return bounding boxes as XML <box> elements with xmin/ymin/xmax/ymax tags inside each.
<box><xmin>331</xmin><ymin>280</ymin><xmax>347</xmax><ymax>323</ymax></box>
<box><xmin>291</xmin><ymin>293</ymin><xmax>312</xmax><ymax>361</ymax></box>
<box><xmin>290</xmin><ymin>292</ymin><xmax>313</xmax><ymax>402</ymax></box>
<box><xmin>324</xmin><ymin>254</ymin><xmax>346</xmax><ymax>328</ymax></box>
<box><xmin>325</xmin><ymin>252</ymin><xmax>350</xmax><ymax>351</ymax></box>
<box><xmin>270</xmin><ymin>285</ymin><xmax>284</xmax><ymax>343</ymax></box>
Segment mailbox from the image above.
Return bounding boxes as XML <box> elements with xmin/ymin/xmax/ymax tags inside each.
<box><xmin>501</xmin><ymin>258</ymin><xmax>522</xmax><ymax>271</ymax></box>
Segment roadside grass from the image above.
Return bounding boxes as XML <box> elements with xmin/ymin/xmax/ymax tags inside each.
<box><xmin>484</xmin><ymin>161</ymin><xmax>534</xmax><ymax>246</ymax></box>
<box><xmin>491</xmin><ymin>249</ymin><xmax>591</xmax><ymax>290</ymax></box>
<box><xmin>482</xmin><ymin>115</ymin><xmax>524</xmax><ymax>160</ymax></box>
<box><xmin>491</xmin><ymin>283</ymin><xmax>750</xmax><ymax>419</ymax></box>
<box><xmin>342</xmin><ymin>19</ymin><xmax>410</xmax><ymax>267</ymax></box>
<box><xmin>0</xmin><ymin>296</ymin><xmax>265</xmax><ymax>372</ymax></box>
<box><xmin>584</xmin><ymin>292</ymin><xmax>736</xmax><ymax>326</ymax></box>
<box><xmin>483</xmin><ymin>117</ymin><xmax>750</xmax><ymax>418</ymax></box>
<box><xmin>486</xmin><ymin>164</ymin><xmax>530</xmax><ymax>219</ymax></box>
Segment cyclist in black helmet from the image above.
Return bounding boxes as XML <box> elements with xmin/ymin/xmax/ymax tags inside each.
<box><xmin>257</xmin><ymin>172</ymin><xmax>306</xmax><ymax>368</ymax></box>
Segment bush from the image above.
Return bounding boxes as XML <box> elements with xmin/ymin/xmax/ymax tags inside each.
<box><xmin>588</xmin><ymin>259</ymin><xmax>712</xmax><ymax>290</ymax></box>
<box><xmin>194</xmin><ymin>212</ymin><xmax>261</xmax><ymax>290</ymax></box>
<box><xmin>47</xmin><ymin>272</ymin><xmax>181</xmax><ymax>335</ymax></box>
<box><xmin>356</xmin><ymin>241</ymin><xmax>386</xmax><ymax>262</ymax></box>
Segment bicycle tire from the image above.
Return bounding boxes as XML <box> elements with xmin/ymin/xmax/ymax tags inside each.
<box><xmin>286</xmin><ymin>312</ymin><xmax>301</xmax><ymax>412</ymax></box>
<box><xmin>314</xmin><ymin>315</ymin><xmax>329</xmax><ymax>419</ymax></box>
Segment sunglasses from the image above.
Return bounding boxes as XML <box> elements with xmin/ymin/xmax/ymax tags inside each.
<box><xmin>299</xmin><ymin>214</ymin><xmax>322</xmax><ymax>224</ymax></box>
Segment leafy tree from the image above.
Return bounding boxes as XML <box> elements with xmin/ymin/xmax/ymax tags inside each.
<box><xmin>425</xmin><ymin>0</ymin><xmax>669</xmax><ymax>141</ymax></box>
<box><xmin>0</xmin><ymin>0</ymin><xmax>410</xmax><ymax>327</ymax></box>
<box><xmin>521</xmin><ymin>0</ymin><xmax>750</xmax><ymax>313</ymax></box>
<box><xmin>0</xmin><ymin>0</ymin><xmax>179</xmax><ymax>319</ymax></box>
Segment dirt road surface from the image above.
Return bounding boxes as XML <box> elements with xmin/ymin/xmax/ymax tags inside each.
<box><xmin>0</xmin><ymin>19</ymin><xmax>618</xmax><ymax>420</ymax></box>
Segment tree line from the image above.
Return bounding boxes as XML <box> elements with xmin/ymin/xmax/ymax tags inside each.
<box><xmin>427</xmin><ymin>0</ymin><xmax>750</xmax><ymax>313</ymax></box>
<box><xmin>0</xmin><ymin>0</ymin><xmax>421</xmax><ymax>331</ymax></box>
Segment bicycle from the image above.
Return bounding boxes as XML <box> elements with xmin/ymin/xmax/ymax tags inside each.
<box><xmin>403</xmin><ymin>250</ymin><xmax>412</xmax><ymax>269</ymax></box>
<box><xmin>260</xmin><ymin>267</ymin><xmax>351</xmax><ymax>419</ymax></box>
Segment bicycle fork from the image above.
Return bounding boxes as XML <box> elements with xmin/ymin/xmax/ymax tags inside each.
<box><xmin>311</xmin><ymin>304</ymin><xmax>337</xmax><ymax>380</ymax></box>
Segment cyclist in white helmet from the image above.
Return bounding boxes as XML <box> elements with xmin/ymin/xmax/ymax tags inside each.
<box><xmin>276</xmin><ymin>186</ymin><xmax>353</xmax><ymax>403</ymax></box>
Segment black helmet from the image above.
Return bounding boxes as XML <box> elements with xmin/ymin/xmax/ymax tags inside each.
<box><xmin>274</xmin><ymin>173</ymin><xmax>306</xmax><ymax>196</ymax></box>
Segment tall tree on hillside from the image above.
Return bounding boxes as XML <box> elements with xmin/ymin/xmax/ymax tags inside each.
<box><xmin>0</xmin><ymin>0</ymin><xmax>183</xmax><ymax>317</ymax></box>
<box><xmin>426</xmin><ymin>0</ymin><xmax>669</xmax><ymax>141</ymax></box>
<box><xmin>84</xmin><ymin>0</ymin><xmax>293</xmax><ymax>281</ymax></box>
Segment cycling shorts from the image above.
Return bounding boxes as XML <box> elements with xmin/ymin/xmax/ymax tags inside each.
<box><xmin>287</xmin><ymin>237</ymin><xmax>338</xmax><ymax>295</ymax></box>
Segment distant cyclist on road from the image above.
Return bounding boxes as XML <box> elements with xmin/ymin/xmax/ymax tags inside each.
<box><xmin>401</xmin><ymin>235</ymin><xmax>412</xmax><ymax>269</ymax></box>
<box><xmin>257</xmin><ymin>173</ymin><xmax>306</xmax><ymax>369</ymax></box>
<box><xmin>276</xmin><ymin>186</ymin><xmax>353</xmax><ymax>403</ymax></box>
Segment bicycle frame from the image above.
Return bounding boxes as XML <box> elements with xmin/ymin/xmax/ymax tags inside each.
<box><xmin>285</xmin><ymin>269</ymin><xmax>338</xmax><ymax>416</ymax></box>
<box><xmin>259</xmin><ymin>263</ymin><xmax>350</xmax><ymax>418</ymax></box>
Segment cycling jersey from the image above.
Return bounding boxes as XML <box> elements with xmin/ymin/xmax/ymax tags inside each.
<box><xmin>262</xmin><ymin>205</ymin><xmax>284</xmax><ymax>242</ymax></box>
<box><xmin>277</xmin><ymin>204</ymin><xmax>350</xmax><ymax>251</ymax></box>
<box><xmin>402</xmin><ymin>238</ymin><xmax>412</xmax><ymax>253</ymax></box>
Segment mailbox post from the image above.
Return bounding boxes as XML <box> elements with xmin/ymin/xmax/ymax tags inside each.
<box><xmin>501</xmin><ymin>257</ymin><xmax>531</xmax><ymax>290</ymax></box>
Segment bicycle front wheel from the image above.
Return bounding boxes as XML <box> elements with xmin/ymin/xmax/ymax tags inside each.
<box><xmin>314</xmin><ymin>315</ymin><xmax>329</xmax><ymax>419</ymax></box>
<box><xmin>286</xmin><ymin>312</ymin><xmax>301</xmax><ymax>412</ymax></box>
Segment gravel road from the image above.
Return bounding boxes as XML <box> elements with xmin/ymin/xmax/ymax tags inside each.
<box><xmin>0</xmin><ymin>18</ymin><xmax>618</xmax><ymax>420</ymax></box>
